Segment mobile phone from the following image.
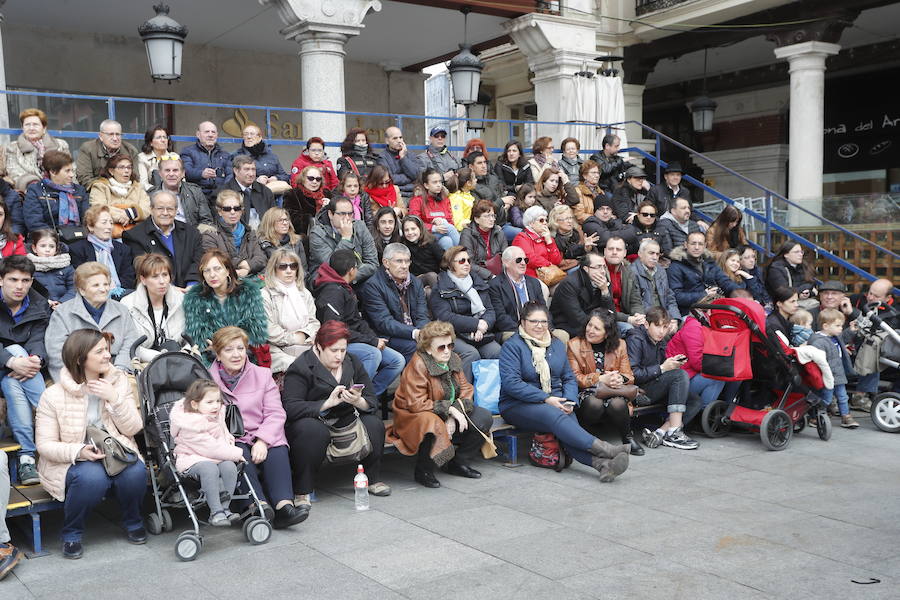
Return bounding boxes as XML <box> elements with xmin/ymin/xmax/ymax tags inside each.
<box><xmin>676</xmin><ymin>355</ymin><xmax>688</xmax><ymax>362</ymax></box>
<box><xmin>562</xmin><ymin>401</ymin><xmax>576</xmax><ymax>408</ymax></box>
<box><xmin>620</xmin><ymin>374</ymin><xmax>631</xmax><ymax>384</ymax></box>
<box><xmin>350</xmin><ymin>383</ymin><xmax>366</xmax><ymax>392</ymax></box>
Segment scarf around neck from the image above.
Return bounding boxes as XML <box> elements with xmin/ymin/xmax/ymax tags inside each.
<box><xmin>518</xmin><ymin>326</ymin><xmax>553</xmax><ymax>393</ymax></box>
<box><xmin>43</xmin><ymin>179</ymin><xmax>80</xmax><ymax>226</ymax></box>
<box><xmin>108</xmin><ymin>177</ymin><xmax>132</xmax><ymax>198</ymax></box>
<box><xmin>446</xmin><ymin>271</ymin><xmax>486</xmax><ymax>317</ymax></box>
<box><xmin>87</xmin><ymin>234</ymin><xmax>121</xmax><ymax>289</ymax></box>
<box><xmin>275</xmin><ymin>279</ymin><xmax>309</xmax><ymax>333</ymax></box>
<box><xmin>245</xmin><ymin>140</ymin><xmax>266</xmax><ymax>158</ymax></box>
<box><xmin>366</xmin><ymin>185</ymin><xmax>398</xmax><ymax>208</ymax></box>
<box><xmin>224</xmin><ymin>219</ymin><xmax>246</xmax><ymax>249</ymax></box>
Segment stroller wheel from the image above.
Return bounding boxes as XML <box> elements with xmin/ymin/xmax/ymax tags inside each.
<box><xmin>701</xmin><ymin>401</ymin><xmax>731</xmax><ymax>438</ymax></box>
<box><xmin>760</xmin><ymin>409</ymin><xmax>792</xmax><ymax>451</ymax></box>
<box><xmin>793</xmin><ymin>418</ymin><xmax>806</xmax><ymax>434</ymax></box>
<box><xmin>161</xmin><ymin>509</ymin><xmax>173</xmax><ymax>532</ymax></box>
<box><xmin>147</xmin><ymin>513</ymin><xmax>163</xmax><ymax>536</ymax></box>
<box><xmin>175</xmin><ymin>531</ymin><xmax>202</xmax><ymax>562</ymax></box>
<box><xmin>816</xmin><ymin>411</ymin><xmax>833</xmax><ymax>441</ymax></box>
<box><xmin>871</xmin><ymin>393</ymin><xmax>900</xmax><ymax>433</ymax></box>
<box><xmin>243</xmin><ymin>516</ymin><xmax>273</xmax><ymax>545</ymax></box>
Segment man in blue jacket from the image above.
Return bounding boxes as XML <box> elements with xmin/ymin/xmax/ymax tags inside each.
<box><xmin>376</xmin><ymin>127</ymin><xmax>422</xmax><ymax>198</ymax></box>
<box><xmin>359</xmin><ymin>243</ymin><xmax>429</xmax><ymax>362</ymax></box>
<box><xmin>0</xmin><ymin>256</ymin><xmax>50</xmax><ymax>485</ymax></box>
<box><xmin>180</xmin><ymin>121</ymin><xmax>232</xmax><ymax>201</ymax></box>
<box><xmin>667</xmin><ymin>231</ymin><xmax>735</xmax><ymax>317</ymax></box>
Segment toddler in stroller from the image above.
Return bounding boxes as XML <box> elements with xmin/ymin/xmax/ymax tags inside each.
<box><xmin>170</xmin><ymin>380</ymin><xmax>246</xmax><ymax>525</ymax></box>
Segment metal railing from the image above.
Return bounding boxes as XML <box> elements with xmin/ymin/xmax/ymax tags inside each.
<box><xmin>1</xmin><ymin>88</ymin><xmax>894</xmax><ymax>292</ymax></box>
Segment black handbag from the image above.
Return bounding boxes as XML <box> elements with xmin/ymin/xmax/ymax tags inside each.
<box><xmin>224</xmin><ymin>400</ymin><xmax>245</xmax><ymax>438</ymax></box>
<box><xmin>44</xmin><ymin>194</ymin><xmax>87</xmax><ymax>243</ymax></box>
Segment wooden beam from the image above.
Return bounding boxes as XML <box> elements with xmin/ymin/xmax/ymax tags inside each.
<box><xmin>389</xmin><ymin>0</ymin><xmax>534</xmax><ymax>19</ymax></box>
<box><xmin>401</xmin><ymin>34</ymin><xmax>512</xmax><ymax>72</ymax></box>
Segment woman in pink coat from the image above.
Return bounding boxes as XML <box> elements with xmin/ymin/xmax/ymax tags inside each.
<box><xmin>207</xmin><ymin>326</ymin><xmax>308</xmax><ymax>529</ymax></box>
<box><xmin>35</xmin><ymin>329</ymin><xmax>146</xmax><ymax>559</ymax></box>
<box><xmin>170</xmin><ymin>379</ymin><xmax>245</xmax><ymax>526</ymax></box>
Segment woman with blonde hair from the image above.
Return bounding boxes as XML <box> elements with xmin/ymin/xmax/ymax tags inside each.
<box><xmin>257</xmin><ymin>207</ymin><xmax>308</xmax><ymax>273</ymax></box>
<box><xmin>261</xmin><ymin>248</ymin><xmax>320</xmax><ymax>373</ymax></box>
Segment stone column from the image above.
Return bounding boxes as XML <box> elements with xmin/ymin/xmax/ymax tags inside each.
<box><xmin>773</xmin><ymin>41</ymin><xmax>840</xmax><ymax>226</ymax></box>
<box><xmin>263</xmin><ymin>0</ymin><xmax>382</xmax><ymax>145</ymax></box>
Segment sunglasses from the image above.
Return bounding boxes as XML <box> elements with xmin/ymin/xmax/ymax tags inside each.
<box><xmin>218</xmin><ymin>205</ymin><xmax>242</xmax><ymax>212</ymax></box>
<box><xmin>435</xmin><ymin>342</ymin><xmax>455</xmax><ymax>352</ymax></box>
<box><xmin>514</xmin><ymin>257</ymin><xmax>530</xmax><ymax>264</ymax></box>
<box><xmin>277</xmin><ymin>263</ymin><xmax>299</xmax><ymax>272</ymax></box>
<box><xmin>639</xmin><ymin>212</ymin><xmax>657</xmax><ymax>217</ymax></box>
<box><xmin>306</xmin><ymin>175</ymin><xmax>323</xmax><ymax>182</ymax></box>
<box><xmin>536</xmin><ymin>217</ymin><xmax>547</xmax><ymax>223</ymax></box>
<box><xmin>455</xmin><ymin>257</ymin><xmax>471</xmax><ymax>264</ymax></box>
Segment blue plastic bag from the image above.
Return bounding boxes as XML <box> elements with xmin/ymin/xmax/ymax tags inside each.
<box><xmin>472</xmin><ymin>359</ymin><xmax>501</xmax><ymax>414</ymax></box>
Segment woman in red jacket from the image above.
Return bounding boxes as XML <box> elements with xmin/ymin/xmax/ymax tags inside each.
<box><xmin>408</xmin><ymin>168</ymin><xmax>459</xmax><ymax>251</ymax></box>
<box><xmin>0</xmin><ymin>198</ymin><xmax>25</xmax><ymax>258</ymax></box>
<box><xmin>511</xmin><ymin>205</ymin><xmax>561</xmax><ymax>279</ymax></box>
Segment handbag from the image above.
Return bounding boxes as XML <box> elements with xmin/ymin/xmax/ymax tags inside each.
<box><xmin>593</xmin><ymin>382</ymin><xmax>640</xmax><ymax>401</ymax></box>
<box><xmin>536</xmin><ymin>264</ymin><xmax>566</xmax><ymax>287</ymax></box>
<box><xmin>85</xmin><ymin>424</ymin><xmax>138</xmax><ymax>477</ymax></box>
<box><xmin>461</xmin><ymin>407</ymin><xmax>497</xmax><ymax>459</ymax></box>
<box><xmin>224</xmin><ymin>399</ymin><xmax>245</xmax><ymax>438</ymax></box>
<box><xmin>45</xmin><ymin>195</ymin><xmax>87</xmax><ymax>243</ymax></box>
<box><xmin>111</xmin><ymin>203</ymin><xmax>139</xmax><ymax>239</ymax></box>
<box><xmin>484</xmin><ymin>254</ymin><xmax>503</xmax><ymax>276</ymax></box>
<box><xmin>321</xmin><ymin>408</ymin><xmax>372</xmax><ymax>465</ymax></box>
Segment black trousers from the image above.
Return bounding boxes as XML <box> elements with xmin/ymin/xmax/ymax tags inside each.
<box><xmin>576</xmin><ymin>395</ymin><xmax>631</xmax><ymax>440</ymax></box>
<box><xmin>418</xmin><ymin>406</ymin><xmax>493</xmax><ymax>468</ymax></box>
<box><xmin>285</xmin><ymin>412</ymin><xmax>386</xmax><ymax>495</ymax></box>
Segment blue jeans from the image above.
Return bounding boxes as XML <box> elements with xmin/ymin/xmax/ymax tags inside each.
<box><xmin>856</xmin><ymin>372</ymin><xmax>879</xmax><ymax>394</ymax></box>
<box><xmin>347</xmin><ymin>343</ymin><xmax>405</xmax><ymax>396</ymax></box>
<box><xmin>434</xmin><ymin>226</ymin><xmax>460</xmax><ymax>250</ymax></box>
<box><xmin>617</xmin><ymin>322</ymin><xmax>634</xmax><ymax>336</ymax></box>
<box><xmin>502</xmin><ymin>224</ymin><xmax>522</xmax><ymax>243</ymax></box>
<box><xmin>819</xmin><ymin>384</ymin><xmax>850</xmax><ymax>416</ymax></box>
<box><xmin>685</xmin><ymin>375</ymin><xmax>741</xmax><ymax>423</ymax></box>
<box><xmin>501</xmin><ymin>401</ymin><xmax>596</xmax><ymax>466</ymax></box>
<box><xmin>63</xmin><ymin>459</ymin><xmax>147</xmax><ymax>542</ymax></box>
<box><xmin>2</xmin><ymin>344</ymin><xmax>46</xmax><ymax>457</ymax></box>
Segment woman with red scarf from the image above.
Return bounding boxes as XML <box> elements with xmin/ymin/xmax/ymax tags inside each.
<box><xmin>364</xmin><ymin>164</ymin><xmax>406</xmax><ymax>218</ymax></box>
<box><xmin>283</xmin><ymin>164</ymin><xmax>326</xmax><ymax>238</ymax></box>
<box><xmin>289</xmin><ymin>137</ymin><xmax>338</xmax><ymax>193</ymax></box>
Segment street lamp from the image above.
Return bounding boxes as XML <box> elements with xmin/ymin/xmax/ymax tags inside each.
<box><xmin>688</xmin><ymin>48</ymin><xmax>717</xmax><ymax>133</ymax></box>
<box><xmin>138</xmin><ymin>3</ymin><xmax>188</xmax><ymax>82</ymax></box>
<box><xmin>448</xmin><ymin>7</ymin><xmax>484</xmax><ymax>106</ymax></box>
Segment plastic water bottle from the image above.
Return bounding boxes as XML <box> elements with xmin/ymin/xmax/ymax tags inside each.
<box><xmin>353</xmin><ymin>464</ymin><xmax>369</xmax><ymax>511</ymax></box>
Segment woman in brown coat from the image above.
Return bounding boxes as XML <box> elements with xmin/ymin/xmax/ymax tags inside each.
<box><xmin>567</xmin><ymin>309</ymin><xmax>644</xmax><ymax>456</ymax></box>
<box><xmin>388</xmin><ymin>321</ymin><xmax>493</xmax><ymax>488</ymax></box>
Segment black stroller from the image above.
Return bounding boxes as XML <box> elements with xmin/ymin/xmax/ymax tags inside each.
<box><xmin>136</xmin><ymin>347</ymin><xmax>273</xmax><ymax>560</ymax></box>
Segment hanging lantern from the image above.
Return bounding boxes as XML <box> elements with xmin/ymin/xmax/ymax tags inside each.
<box><xmin>689</xmin><ymin>96</ymin><xmax>718</xmax><ymax>133</ymax></box>
<box><xmin>448</xmin><ymin>7</ymin><xmax>484</xmax><ymax>106</ymax></box>
<box><xmin>138</xmin><ymin>4</ymin><xmax>188</xmax><ymax>82</ymax></box>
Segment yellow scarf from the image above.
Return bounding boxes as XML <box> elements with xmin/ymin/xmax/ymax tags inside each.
<box><xmin>518</xmin><ymin>326</ymin><xmax>552</xmax><ymax>393</ymax></box>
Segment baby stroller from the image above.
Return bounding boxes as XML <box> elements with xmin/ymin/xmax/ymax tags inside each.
<box><xmin>135</xmin><ymin>343</ymin><xmax>273</xmax><ymax>561</ymax></box>
<box><xmin>692</xmin><ymin>298</ymin><xmax>828</xmax><ymax>451</ymax></box>
<box><xmin>857</xmin><ymin>301</ymin><xmax>900</xmax><ymax>432</ymax></box>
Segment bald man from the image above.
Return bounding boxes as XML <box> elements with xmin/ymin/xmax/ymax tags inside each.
<box><xmin>850</xmin><ymin>278</ymin><xmax>896</xmax><ymax>411</ymax></box>
<box><xmin>376</xmin><ymin>126</ymin><xmax>423</xmax><ymax>197</ymax></box>
<box><xmin>180</xmin><ymin>120</ymin><xmax>232</xmax><ymax>201</ymax></box>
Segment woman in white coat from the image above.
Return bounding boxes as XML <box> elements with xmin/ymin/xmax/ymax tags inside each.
<box><xmin>261</xmin><ymin>248</ymin><xmax>320</xmax><ymax>374</ymax></box>
<box><xmin>120</xmin><ymin>253</ymin><xmax>186</xmax><ymax>363</ymax></box>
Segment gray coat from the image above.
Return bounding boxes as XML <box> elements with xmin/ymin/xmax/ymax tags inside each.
<box><xmin>151</xmin><ymin>181</ymin><xmax>215</xmax><ymax>229</ymax></box>
<box><xmin>630</xmin><ymin>259</ymin><xmax>679</xmax><ymax>319</ymax></box>
<box><xmin>659</xmin><ymin>211</ymin><xmax>701</xmax><ymax>252</ymax></box>
<box><xmin>458</xmin><ymin>222</ymin><xmax>507</xmax><ymax>281</ymax></box>
<box><xmin>417</xmin><ymin>146</ymin><xmax>460</xmax><ymax>174</ymax></box>
<box><xmin>807</xmin><ymin>331</ymin><xmax>856</xmax><ymax>386</ymax></box>
<box><xmin>45</xmin><ymin>295</ymin><xmax>141</xmax><ymax>381</ymax></box>
<box><xmin>307</xmin><ymin>209</ymin><xmax>378</xmax><ymax>285</ymax></box>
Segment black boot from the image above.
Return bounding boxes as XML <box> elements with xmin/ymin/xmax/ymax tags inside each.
<box><xmin>624</xmin><ymin>435</ymin><xmax>645</xmax><ymax>456</ymax></box>
<box><xmin>414</xmin><ymin>435</ymin><xmax>440</xmax><ymax>488</ymax></box>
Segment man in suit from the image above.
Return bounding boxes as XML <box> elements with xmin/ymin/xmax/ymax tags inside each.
<box><xmin>216</xmin><ymin>155</ymin><xmax>275</xmax><ymax>229</ymax></box>
<box><xmin>122</xmin><ymin>190</ymin><xmax>204</xmax><ymax>289</ymax></box>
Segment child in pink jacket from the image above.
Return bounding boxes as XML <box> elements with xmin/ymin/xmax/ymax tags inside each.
<box><xmin>170</xmin><ymin>380</ymin><xmax>245</xmax><ymax>526</ymax></box>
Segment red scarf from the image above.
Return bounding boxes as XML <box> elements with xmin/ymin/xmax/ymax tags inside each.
<box><xmin>606</xmin><ymin>260</ymin><xmax>623</xmax><ymax>311</ymax></box>
<box><xmin>365</xmin><ymin>185</ymin><xmax>399</xmax><ymax>208</ymax></box>
<box><xmin>301</xmin><ymin>186</ymin><xmax>326</xmax><ymax>212</ymax></box>
<box><xmin>479</xmin><ymin>227</ymin><xmax>493</xmax><ymax>258</ymax></box>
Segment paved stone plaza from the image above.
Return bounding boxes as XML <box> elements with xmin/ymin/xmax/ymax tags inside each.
<box><xmin>4</xmin><ymin>416</ymin><xmax>899</xmax><ymax>599</ymax></box>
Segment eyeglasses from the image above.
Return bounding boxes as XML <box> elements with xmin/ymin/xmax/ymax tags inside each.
<box><xmin>202</xmin><ymin>265</ymin><xmax>225</xmax><ymax>275</ymax></box>
<box><xmin>114</xmin><ymin>164</ymin><xmax>133</xmax><ymax>170</ymax></box>
<box><xmin>535</xmin><ymin>217</ymin><xmax>547</xmax><ymax>223</ymax></box>
<box><xmin>514</xmin><ymin>257</ymin><xmax>530</xmax><ymax>264</ymax></box>
<box><xmin>218</xmin><ymin>205</ymin><xmax>242</xmax><ymax>212</ymax></box>
<box><xmin>276</xmin><ymin>217</ymin><xmax>290</xmax><ymax>223</ymax></box>
<box><xmin>334</xmin><ymin>211</ymin><xmax>354</xmax><ymax>217</ymax></box>
<box><xmin>306</xmin><ymin>175</ymin><xmax>323</xmax><ymax>182</ymax></box>
<box><xmin>435</xmin><ymin>342</ymin><xmax>455</xmax><ymax>352</ymax></box>
<box><xmin>455</xmin><ymin>257</ymin><xmax>470</xmax><ymax>264</ymax></box>
<box><xmin>277</xmin><ymin>263</ymin><xmax>299</xmax><ymax>272</ymax></box>
<box><xmin>524</xmin><ymin>318</ymin><xmax>549</xmax><ymax>326</ymax></box>
<box><xmin>100</xmin><ymin>131</ymin><xmax>122</xmax><ymax>137</ymax></box>
<box><xmin>639</xmin><ymin>212</ymin><xmax>657</xmax><ymax>217</ymax></box>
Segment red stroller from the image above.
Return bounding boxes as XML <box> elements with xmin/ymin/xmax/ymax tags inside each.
<box><xmin>692</xmin><ymin>298</ymin><xmax>828</xmax><ymax>451</ymax></box>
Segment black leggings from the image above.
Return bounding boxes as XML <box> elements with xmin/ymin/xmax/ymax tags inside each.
<box><xmin>576</xmin><ymin>395</ymin><xmax>631</xmax><ymax>440</ymax></box>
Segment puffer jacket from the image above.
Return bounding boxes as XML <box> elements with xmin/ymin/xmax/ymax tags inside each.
<box><xmin>35</xmin><ymin>367</ymin><xmax>143</xmax><ymax>501</ymax></box>
<box><xmin>499</xmin><ymin>333</ymin><xmax>577</xmax><ymax>411</ymax></box>
<box><xmin>23</xmin><ymin>180</ymin><xmax>89</xmax><ymax>232</ymax></box>
<box><xmin>169</xmin><ymin>398</ymin><xmax>243</xmax><ymax>473</ymax></box>
<box><xmin>512</xmin><ymin>227</ymin><xmax>562</xmax><ymax>278</ymax></box>
<box><xmin>493</xmin><ymin>161</ymin><xmax>532</xmax><ymax>195</ymax></box>
<box><xmin>622</xmin><ymin>221</ymin><xmax>673</xmax><ymax>256</ymax></box>
<box><xmin>409</xmin><ymin>194</ymin><xmax>455</xmax><ymax>232</ymax></box>
<box><xmin>261</xmin><ymin>282</ymin><xmax>320</xmax><ymax>373</ymax></box>
<box><xmin>459</xmin><ymin>222</ymin><xmax>507</xmax><ymax>281</ymax></box>
<box><xmin>403</xmin><ymin>238</ymin><xmax>444</xmax><ymax>277</ymax></box>
<box><xmin>233</xmin><ymin>142</ymin><xmax>290</xmax><ymax>183</ymax></box>
<box><xmin>5</xmin><ymin>133</ymin><xmax>70</xmax><ymax>191</ymax></box>
<box><xmin>428</xmin><ymin>270</ymin><xmax>496</xmax><ymax>335</ymax></box>
<box><xmin>611</xmin><ymin>183</ymin><xmax>649</xmax><ymax>220</ymax></box>
<box><xmin>566</xmin><ymin>337</ymin><xmax>634</xmax><ymax>390</ymax></box>
<box><xmin>119</xmin><ymin>283</ymin><xmax>186</xmax><ymax>363</ymax></box>
<box><xmin>667</xmin><ymin>245</ymin><xmax>736</xmax><ymax>316</ymax></box>
<box><xmin>209</xmin><ymin>360</ymin><xmax>289</xmax><ymax>447</ymax></box>
<box><xmin>289</xmin><ymin>150</ymin><xmax>337</xmax><ymax>191</ymax></box>
<box><xmin>658</xmin><ymin>211</ymin><xmax>701</xmax><ymax>251</ymax></box>
<box><xmin>624</xmin><ymin>325</ymin><xmax>667</xmax><ymax>385</ymax></box>
<box><xmin>664</xmin><ymin>316</ymin><xmax>704</xmax><ymax>378</ymax></box>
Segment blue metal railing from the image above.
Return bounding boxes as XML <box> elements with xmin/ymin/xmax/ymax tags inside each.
<box><xmin>1</xmin><ymin>88</ymin><xmax>893</xmax><ymax>290</ymax></box>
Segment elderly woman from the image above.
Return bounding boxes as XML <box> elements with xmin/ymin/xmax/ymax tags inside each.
<box><xmin>68</xmin><ymin>204</ymin><xmax>136</xmax><ymax>299</ymax></box>
<box><xmin>183</xmin><ymin>250</ymin><xmax>268</xmax><ymax>365</ymax></box>
<box><xmin>549</xmin><ymin>204</ymin><xmax>597</xmax><ymax>266</ymax></box>
<box><xmin>574</xmin><ymin>160</ymin><xmax>603</xmax><ymax>225</ymax></box>
<box><xmin>622</xmin><ymin>200</ymin><xmax>672</xmax><ymax>256</ymax></box>
<box><xmin>389</xmin><ymin>320</ymin><xmax>494</xmax><ymax>488</ymax></box>
<box><xmin>257</xmin><ymin>206</ymin><xmax>308</xmax><ymax>273</ymax></box>
<box><xmin>23</xmin><ymin>150</ymin><xmax>89</xmax><ymax>233</ymax></box>
<box><xmin>371</xmin><ymin>205</ymin><xmax>401</xmax><ymax>261</ymax></box>
<box><xmin>281</xmin><ymin>321</ymin><xmax>391</xmax><ymax>510</ymax></box>
<box><xmin>567</xmin><ymin>310</ymin><xmax>643</xmax><ymax>456</ymax></box>
<box><xmin>202</xmin><ymin>189</ymin><xmax>266</xmax><ymax>278</ymax></box>
<box><xmin>207</xmin><ymin>326</ymin><xmax>308</xmax><ymax>528</ymax></box>
<box><xmin>289</xmin><ymin>136</ymin><xmax>337</xmax><ymax>193</ymax></box>
<box><xmin>5</xmin><ymin>108</ymin><xmax>70</xmax><ymax>192</ymax></box>
<box><xmin>499</xmin><ymin>302</ymin><xmax>630</xmax><ymax>481</ymax></box>
<box><xmin>430</xmin><ymin>246</ymin><xmax>501</xmax><ymax>380</ymax></box>
<box><xmin>459</xmin><ymin>199</ymin><xmax>507</xmax><ymax>280</ymax></box>
<box><xmin>261</xmin><ymin>249</ymin><xmax>320</xmax><ymax>374</ymax></box>
<box><xmin>558</xmin><ymin>137</ymin><xmax>583</xmax><ymax>184</ymax></box>
<box><xmin>45</xmin><ymin>262</ymin><xmax>140</xmax><ymax>382</ymax></box>
<box><xmin>400</xmin><ymin>215</ymin><xmax>444</xmax><ymax>290</ymax></box>
<box><xmin>512</xmin><ymin>205</ymin><xmax>562</xmax><ymax>279</ymax></box>
<box><xmin>88</xmin><ymin>154</ymin><xmax>151</xmax><ymax>237</ymax></box>
<box><xmin>36</xmin><ymin>329</ymin><xmax>147</xmax><ymax>559</ymax></box>
<box><xmin>136</xmin><ymin>125</ymin><xmax>173</xmax><ymax>191</ymax></box>
<box><xmin>527</xmin><ymin>136</ymin><xmax>561</xmax><ymax>184</ymax></box>
<box><xmin>120</xmin><ymin>253</ymin><xmax>185</xmax><ymax>363</ymax></box>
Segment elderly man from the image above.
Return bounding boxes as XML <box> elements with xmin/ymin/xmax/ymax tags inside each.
<box><xmin>308</xmin><ymin>197</ymin><xmax>378</xmax><ymax>285</ymax></box>
<box><xmin>417</xmin><ymin>126</ymin><xmax>459</xmax><ymax>180</ymax></box>
<box><xmin>667</xmin><ymin>231</ymin><xmax>735</xmax><ymax>317</ymax></box>
<box><xmin>359</xmin><ymin>243</ymin><xmax>430</xmax><ymax>362</ymax></box>
<box><xmin>810</xmin><ymin>280</ymin><xmax>858</xmax><ymax>326</ymax></box>
<box><xmin>217</xmin><ymin>155</ymin><xmax>276</xmax><ymax>229</ymax></box>
<box><xmin>588</xmin><ymin>134</ymin><xmax>628</xmax><ymax>194</ymax></box>
<box><xmin>122</xmin><ymin>190</ymin><xmax>204</xmax><ymax>289</ymax></box>
<box><xmin>659</xmin><ymin>197</ymin><xmax>702</xmax><ymax>254</ymax></box>
<box><xmin>151</xmin><ymin>154</ymin><xmax>215</xmax><ymax>229</ymax></box>
<box><xmin>631</xmin><ymin>238</ymin><xmax>679</xmax><ymax>333</ymax></box>
<box><xmin>180</xmin><ymin>121</ymin><xmax>232</xmax><ymax>200</ymax></box>
<box><xmin>75</xmin><ymin>119</ymin><xmax>139</xmax><ymax>189</ymax></box>
<box><xmin>376</xmin><ymin>126</ymin><xmax>422</xmax><ymax>197</ymax></box>
<box><xmin>550</xmin><ymin>251</ymin><xmax>616</xmax><ymax>338</ymax></box>
<box><xmin>603</xmin><ymin>236</ymin><xmax>645</xmax><ymax>331</ymax></box>
<box><xmin>488</xmin><ymin>245</ymin><xmax>549</xmax><ymax>340</ymax></box>
<box><xmin>231</xmin><ymin>124</ymin><xmax>290</xmax><ymax>190</ymax></box>
<box><xmin>646</xmin><ymin>161</ymin><xmax>692</xmax><ymax>215</ymax></box>
<box><xmin>850</xmin><ymin>278</ymin><xmax>896</xmax><ymax>411</ymax></box>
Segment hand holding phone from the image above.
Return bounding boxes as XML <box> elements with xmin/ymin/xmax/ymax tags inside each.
<box><xmin>350</xmin><ymin>383</ymin><xmax>366</xmax><ymax>392</ymax></box>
